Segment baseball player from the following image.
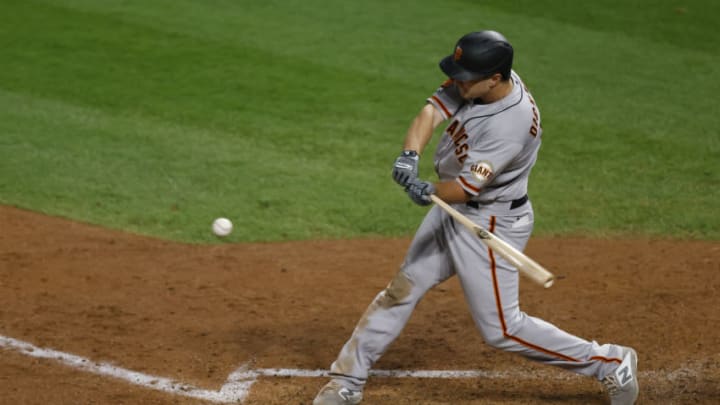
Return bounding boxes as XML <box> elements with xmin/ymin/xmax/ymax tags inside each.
<box><xmin>313</xmin><ymin>31</ymin><xmax>639</xmax><ymax>405</ymax></box>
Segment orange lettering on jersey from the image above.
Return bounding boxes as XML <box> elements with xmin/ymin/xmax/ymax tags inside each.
<box><xmin>528</xmin><ymin>94</ymin><xmax>540</xmax><ymax>137</ymax></box>
<box><xmin>446</xmin><ymin>119</ymin><xmax>459</xmax><ymax>137</ymax></box>
<box><xmin>452</xmin><ymin>126</ymin><xmax>468</xmax><ymax>145</ymax></box>
<box><xmin>449</xmin><ymin>123</ymin><xmax>470</xmax><ymax>164</ymax></box>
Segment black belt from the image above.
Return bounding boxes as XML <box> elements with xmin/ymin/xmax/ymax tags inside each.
<box><xmin>466</xmin><ymin>194</ymin><xmax>528</xmax><ymax>210</ymax></box>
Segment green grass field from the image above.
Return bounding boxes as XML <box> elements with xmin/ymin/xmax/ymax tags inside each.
<box><xmin>1</xmin><ymin>0</ymin><xmax>718</xmax><ymax>242</ymax></box>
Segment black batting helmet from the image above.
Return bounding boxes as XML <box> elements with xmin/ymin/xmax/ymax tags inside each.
<box><xmin>439</xmin><ymin>31</ymin><xmax>514</xmax><ymax>81</ymax></box>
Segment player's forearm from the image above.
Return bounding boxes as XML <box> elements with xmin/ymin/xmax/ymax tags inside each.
<box><xmin>402</xmin><ymin>103</ymin><xmax>443</xmax><ymax>155</ymax></box>
<box><xmin>432</xmin><ymin>180</ymin><xmax>471</xmax><ymax>204</ymax></box>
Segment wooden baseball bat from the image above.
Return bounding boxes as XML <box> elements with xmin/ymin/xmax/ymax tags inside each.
<box><xmin>430</xmin><ymin>194</ymin><xmax>555</xmax><ymax>288</ymax></box>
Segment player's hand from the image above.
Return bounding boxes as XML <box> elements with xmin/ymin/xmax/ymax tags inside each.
<box><xmin>405</xmin><ymin>178</ymin><xmax>435</xmax><ymax>206</ymax></box>
<box><xmin>392</xmin><ymin>150</ymin><xmax>419</xmax><ymax>187</ymax></box>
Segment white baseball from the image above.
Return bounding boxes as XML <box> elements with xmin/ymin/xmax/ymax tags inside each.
<box><xmin>212</xmin><ymin>217</ymin><xmax>233</xmax><ymax>237</ymax></box>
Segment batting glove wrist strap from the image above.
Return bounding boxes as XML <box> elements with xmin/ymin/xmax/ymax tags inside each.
<box><xmin>392</xmin><ymin>150</ymin><xmax>420</xmax><ymax>187</ymax></box>
<box><xmin>405</xmin><ymin>178</ymin><xmax>435</xmax><ymax>206</ymax></box>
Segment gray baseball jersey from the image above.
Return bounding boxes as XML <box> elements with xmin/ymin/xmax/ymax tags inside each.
<box><xmin>324</xmin><ymin>71</ymin><xmax>629</xmax><ymax>393</ymax></box>
<box><xmin>430</xmin><ymin>71</ymin><xmax>539</xmax><ymax>205</ymax></box>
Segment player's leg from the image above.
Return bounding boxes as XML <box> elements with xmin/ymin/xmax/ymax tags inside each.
<box><xmin>451</xmin><ymin>204</ymin><xmax>637</xmax><ymax>393</ymax></box>
<box><xmin>314</xmin><ymin>206</ymin><xmax>456</xmax><ymax>404</ymax></box>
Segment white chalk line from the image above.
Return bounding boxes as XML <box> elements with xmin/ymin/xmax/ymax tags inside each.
<box><xmin>0</xmin><ymin>335</ymin><xmax>254</xmax><ymax>403</ymax></box>
<box><xmin>246</xmin><ymin>367</ymin><xmax>698</xmax><ymax>382</ymax></box>
<box><xmin>1</xmin><ymin>334</ymin><xmax>701</xmax><ymax>404</ymax></box>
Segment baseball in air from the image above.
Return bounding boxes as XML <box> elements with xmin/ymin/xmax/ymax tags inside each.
<box><xmin>212</xmin><ymin>217</ymin><xmax>233</xmax><ymax>237</ymax></box>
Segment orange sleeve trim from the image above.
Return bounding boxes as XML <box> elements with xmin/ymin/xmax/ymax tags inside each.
<box><xmin>430</xmin><ymin>95</ymin><xmax>452</xmax><ymax>118</ymax></box>
<box><xmin>457</xmin><ymin>176</ymin><xmax>481</xmax><ymax>194</ymax></box>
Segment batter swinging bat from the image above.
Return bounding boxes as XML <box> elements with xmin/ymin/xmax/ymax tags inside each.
<box><xmin>430</xmin><ymin>194</ymin><xmax>555</xmax><ymax>288</ymax></box>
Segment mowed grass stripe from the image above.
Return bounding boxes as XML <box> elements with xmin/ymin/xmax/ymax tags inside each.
<box><xmin>0</xmin><ymin>0</ymin><xmax>423</xmax><ymax>149</ymax></box>
<box><xmin>0</xmin><ymin>89</ymin><xmax>409</xmax><ymax>241</ymax></box>
<box><xmin>1</xmin><ymin>0</ymin><xmax>717</xmax><ymax>240</ymax></box>
<box><xmin>481</xmin><ymin>0</ymin><xmax>720</xmax><ymax>53</ymax></box>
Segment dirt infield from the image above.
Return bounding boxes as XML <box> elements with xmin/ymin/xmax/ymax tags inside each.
<box><xmin>1</xmin><ymin>205</ymin><xmax>719</xmax><ymax>404</ymax></box>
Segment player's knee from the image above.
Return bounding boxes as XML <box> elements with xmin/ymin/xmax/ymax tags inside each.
<box><xmin>484</xmin><ymin>333</ymin><xmax>507</xmax><ymax>349</ymax></box>
<box><xmin>480</xmin><ymin>327</ymin><xmax>512</xmax><ymax>349</ymax></box>
<box><xmin>377</xmin><ymin>271</ymin><xmax>414</xmax><ymax>308</ymax></box>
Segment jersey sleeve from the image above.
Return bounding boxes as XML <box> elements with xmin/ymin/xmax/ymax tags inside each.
<box><xmin>455</xmin><ymin>130</ymin><xmax>524</xmax><ymax>196</ymax></box>
<box><xmin>426</xmin><ymin>79</ymin><xmax>463</xmax><ymax>120</ymax></box>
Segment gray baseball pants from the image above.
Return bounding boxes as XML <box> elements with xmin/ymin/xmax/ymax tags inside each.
<box><xmin>327</xmin><ymin>201</ymin><xmax>626</xmax><ymax>391</ymax></box>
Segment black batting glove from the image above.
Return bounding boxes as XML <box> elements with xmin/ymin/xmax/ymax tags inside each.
<box><xmin>405</xmin><ymin>178</ymin><xmax>436</xmax><ymax>206</ymax></box>
<box><xmin>392</xmin><ymin>150</ymin><xmax>419</xmax><ymax>187</ymax></box>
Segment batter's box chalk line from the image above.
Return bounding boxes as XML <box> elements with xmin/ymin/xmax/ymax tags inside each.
<box><xmin>0</xmin><ymin>334</ymin><xmax>700</xmax><ymax>404</ymax></box>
